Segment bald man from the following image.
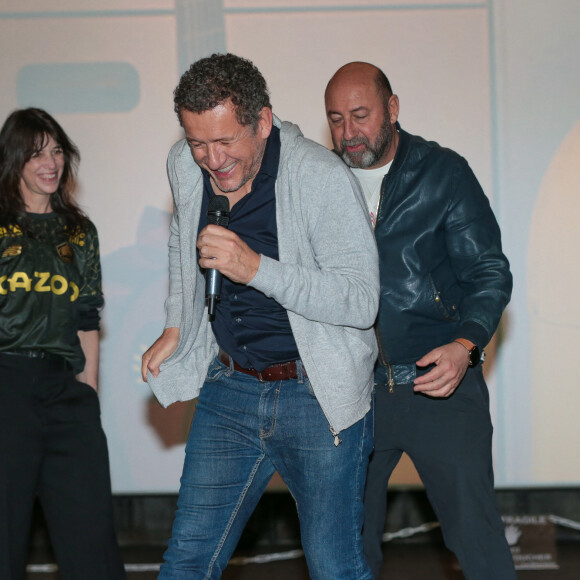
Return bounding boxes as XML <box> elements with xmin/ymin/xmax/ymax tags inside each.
<box><xmin>325</xmin><ymin>62</ymin><xmax>516</xmax><ymax>580</ymax></box>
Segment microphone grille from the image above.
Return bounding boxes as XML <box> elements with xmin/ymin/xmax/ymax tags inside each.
<box><xmin>207</xmin><ymin>195</ymin><xmax>230</xmax><ymax>227</ymax></box>
<box><xmin>208</xmin><ymin>195</ymin><xmax>230</xmax><ymax>213</ymax></box>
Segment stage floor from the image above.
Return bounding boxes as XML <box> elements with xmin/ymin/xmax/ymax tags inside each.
<box><xmin>26</xmin><ymin>540</ymin><xmax>580</xmax><ymax>579</ymax></box>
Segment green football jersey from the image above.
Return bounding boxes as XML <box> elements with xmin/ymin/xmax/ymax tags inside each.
<box><xmin>0</xmin><ymin>213</ymin><xmax>104</xmax><ymax>373</ymax></box>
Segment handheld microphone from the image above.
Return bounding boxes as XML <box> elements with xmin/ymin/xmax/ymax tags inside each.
<box><xmin>205</xmin><ymin>195</ymin><xmax>230</xmax><ymax>320</ymax></box>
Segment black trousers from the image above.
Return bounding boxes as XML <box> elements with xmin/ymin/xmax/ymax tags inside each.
<box><xmin>0</xmin><ymin>353</ymin><xmax>126</xmax><ymax>580</ymax></box>
<box><xmin>363</xmin><ymin>365</ymin><xmax>517</xmax><ymax>580</ymax></box>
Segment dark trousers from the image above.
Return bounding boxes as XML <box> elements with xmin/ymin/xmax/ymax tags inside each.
<box><xmin>363</xmin><ymin>365</ymin><xmax>517</xmax><ymax>580</ymax></box>
<box><xmin>0</xmin><ymin>353</ymin><xmax>126</xmax><ymax>580</ymax></box>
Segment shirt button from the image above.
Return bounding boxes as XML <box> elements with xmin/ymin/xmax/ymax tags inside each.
<box><xmin>242</xmin><ymin>345</ymin><xmax>247</xmax><ymax>351</ymax></box>
<box><xmin>233</xmin><ymin>294</ymin><xmax>238</xmax><ymax>300</ymax></box>
<box><xmin>235</xmin><ymin>317</ymin><xmax>242</xmax><ymax>323</ymax></box>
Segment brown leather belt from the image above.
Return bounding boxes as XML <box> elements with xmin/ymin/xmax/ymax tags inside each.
<box><xmin>218</xmin><ymin>349</ymin><xmax>306</xmax><ymax>382</ymax></box>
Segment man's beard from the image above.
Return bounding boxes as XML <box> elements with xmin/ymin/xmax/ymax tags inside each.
<box><xmin>339</xmin><ymin>118</ymin><xmax>394</xmax><ymax>169</ymax></box>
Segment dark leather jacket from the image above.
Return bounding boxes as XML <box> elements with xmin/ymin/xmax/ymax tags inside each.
<box><xmin>375</xmin><ymin>125</ymin><xmax>512</xmax><ymax>364</ymax></box>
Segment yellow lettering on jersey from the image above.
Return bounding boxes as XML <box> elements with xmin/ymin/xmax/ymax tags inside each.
<box><xmin>0</xmin><ymin>225</ymin><xmax>23</xmax><ymax>238</ymax></box>
<box><xmin>34</xmin><ymin>272</ymin><xmax>51</xmax><ymax>292</ymax></box>
<box><xmin>51</xmin><ymin>275</ymin><xmax>68</xmax><ymax>295</ymax></box>
<box><xmin>1</xmin><ymin>271</ymin><xmax>79</xmax><ymax>299</ymax></box>
<box><xmin>8</xmin><ymin>272</ymin><xmax>32</xmax><ymax>292</ymax></box>
<box><xmin>69</xmin><ymin>281</ymin><xmax>79</xmax><ymax>302</ymax></box>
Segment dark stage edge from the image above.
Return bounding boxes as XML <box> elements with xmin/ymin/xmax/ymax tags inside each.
<box><xmin>25</xmin><ymin>541</ymin><xmax>580</xmax><ymax>579</ymax></box>
<box><xmin>26</xmin><ymin>488</ymin><xmax>580</xmax><ymax>578</ymax></box>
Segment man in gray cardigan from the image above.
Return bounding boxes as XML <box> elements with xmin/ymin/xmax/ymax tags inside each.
<box><xmin>142</xmin><ymin>53</ymin><xmax>379</xmax><ymax>580</ymax></box>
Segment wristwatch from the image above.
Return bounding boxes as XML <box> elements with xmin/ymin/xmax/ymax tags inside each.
<box><xmin>454</xmin><ymin>338</ymin><xmax>482</xmax><ymax>367</ymax></box>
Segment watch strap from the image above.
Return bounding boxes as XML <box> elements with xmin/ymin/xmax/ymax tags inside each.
<box><xmin>454</xmin><ymin>338</ymin><xmax>476</xmax><ymax>352</ymax></box>
<box><xmin>454</xmin><ymin>338</ymin><xmax>480</xmax><ymax>367</ymax></box>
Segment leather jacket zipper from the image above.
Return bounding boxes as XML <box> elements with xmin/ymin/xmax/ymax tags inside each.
<box><xmin>374</xmin><ymin>176</ymin><xmax>394</xmax><ymax>393</ymax></box>
<box><xmin>376</xmin><ymin>327</ymin><xmax>394</xmax><ymax>394</ymax></box>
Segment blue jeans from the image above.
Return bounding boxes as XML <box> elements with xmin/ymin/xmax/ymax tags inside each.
<box><xmin>159</xmin><ymin>356</ymin><xmax>373</xmax><ymax>580</ymax></box>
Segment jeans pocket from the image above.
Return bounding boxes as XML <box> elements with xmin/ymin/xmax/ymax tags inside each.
<box><xmin>204</xmin><ymin>356</ymin><xmax>229</xmax><ymax>383</ymax></box>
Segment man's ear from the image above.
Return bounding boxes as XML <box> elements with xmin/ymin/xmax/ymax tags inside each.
<box><xmin>257</xmin><ymin>106</ymin><xmax>273</xmax><ymax>139</ymax></box>
<box><xmin>388</xmin><ymin>95</ymin><xmax>400</xmax><ymax>125</ymax></box>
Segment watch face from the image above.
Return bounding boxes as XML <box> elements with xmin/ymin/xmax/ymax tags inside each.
<box><xmin>469</xmin><ymin>346</ymin><xmax>481</xmax><ymax>367</ymax></box>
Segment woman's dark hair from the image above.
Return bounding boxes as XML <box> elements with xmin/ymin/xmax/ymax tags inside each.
<box><xmin>174</xmin><ymin>53</ymin><xmax>271</xmax><ymax>130</ymax></box>
<box><xmin>0</xmin><ymin>107</ymin><xmax>88</xmax><ymax>234</ymax></box>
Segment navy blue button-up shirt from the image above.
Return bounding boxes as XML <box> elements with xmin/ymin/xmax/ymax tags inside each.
<box><xmin>198</xmin><ymin>126</ymin><xmax>299</xmax><ymax>371</ymax></box>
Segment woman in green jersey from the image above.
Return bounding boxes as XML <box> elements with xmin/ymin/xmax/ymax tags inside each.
<box><xmin>0</xmin><ymin>108</ymin><xmax>125</xmax><ymax>579</ymax></box>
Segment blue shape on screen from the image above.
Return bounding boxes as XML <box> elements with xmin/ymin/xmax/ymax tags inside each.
<box><xmin>17</xmin><ymin>62</ymin><xmax>140</xmax><ymax>113</ymax></box>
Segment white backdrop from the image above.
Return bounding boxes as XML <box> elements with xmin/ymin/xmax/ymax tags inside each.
<box><xmin>1</xmin><ymin>0</ymin><xmax>578</xmax><ymax>492</ymax></box>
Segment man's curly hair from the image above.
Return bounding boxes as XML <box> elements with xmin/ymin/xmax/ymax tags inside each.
<box><xmin>174</xmin><ymin>53</ymin><xmax>271</xmax><ymax>130</ymax></box>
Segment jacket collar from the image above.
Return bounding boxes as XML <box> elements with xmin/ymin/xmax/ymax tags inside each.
<box><xmin>388</xmin><ymin>122</ymin><xmax>410</xmax><ymax>176</ymax></box>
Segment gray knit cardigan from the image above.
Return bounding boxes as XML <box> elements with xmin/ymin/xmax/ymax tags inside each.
<box><xmin>147</xmin><ymin>118</ymin><xmax>379</xmax><ymax>433</ymax></box>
